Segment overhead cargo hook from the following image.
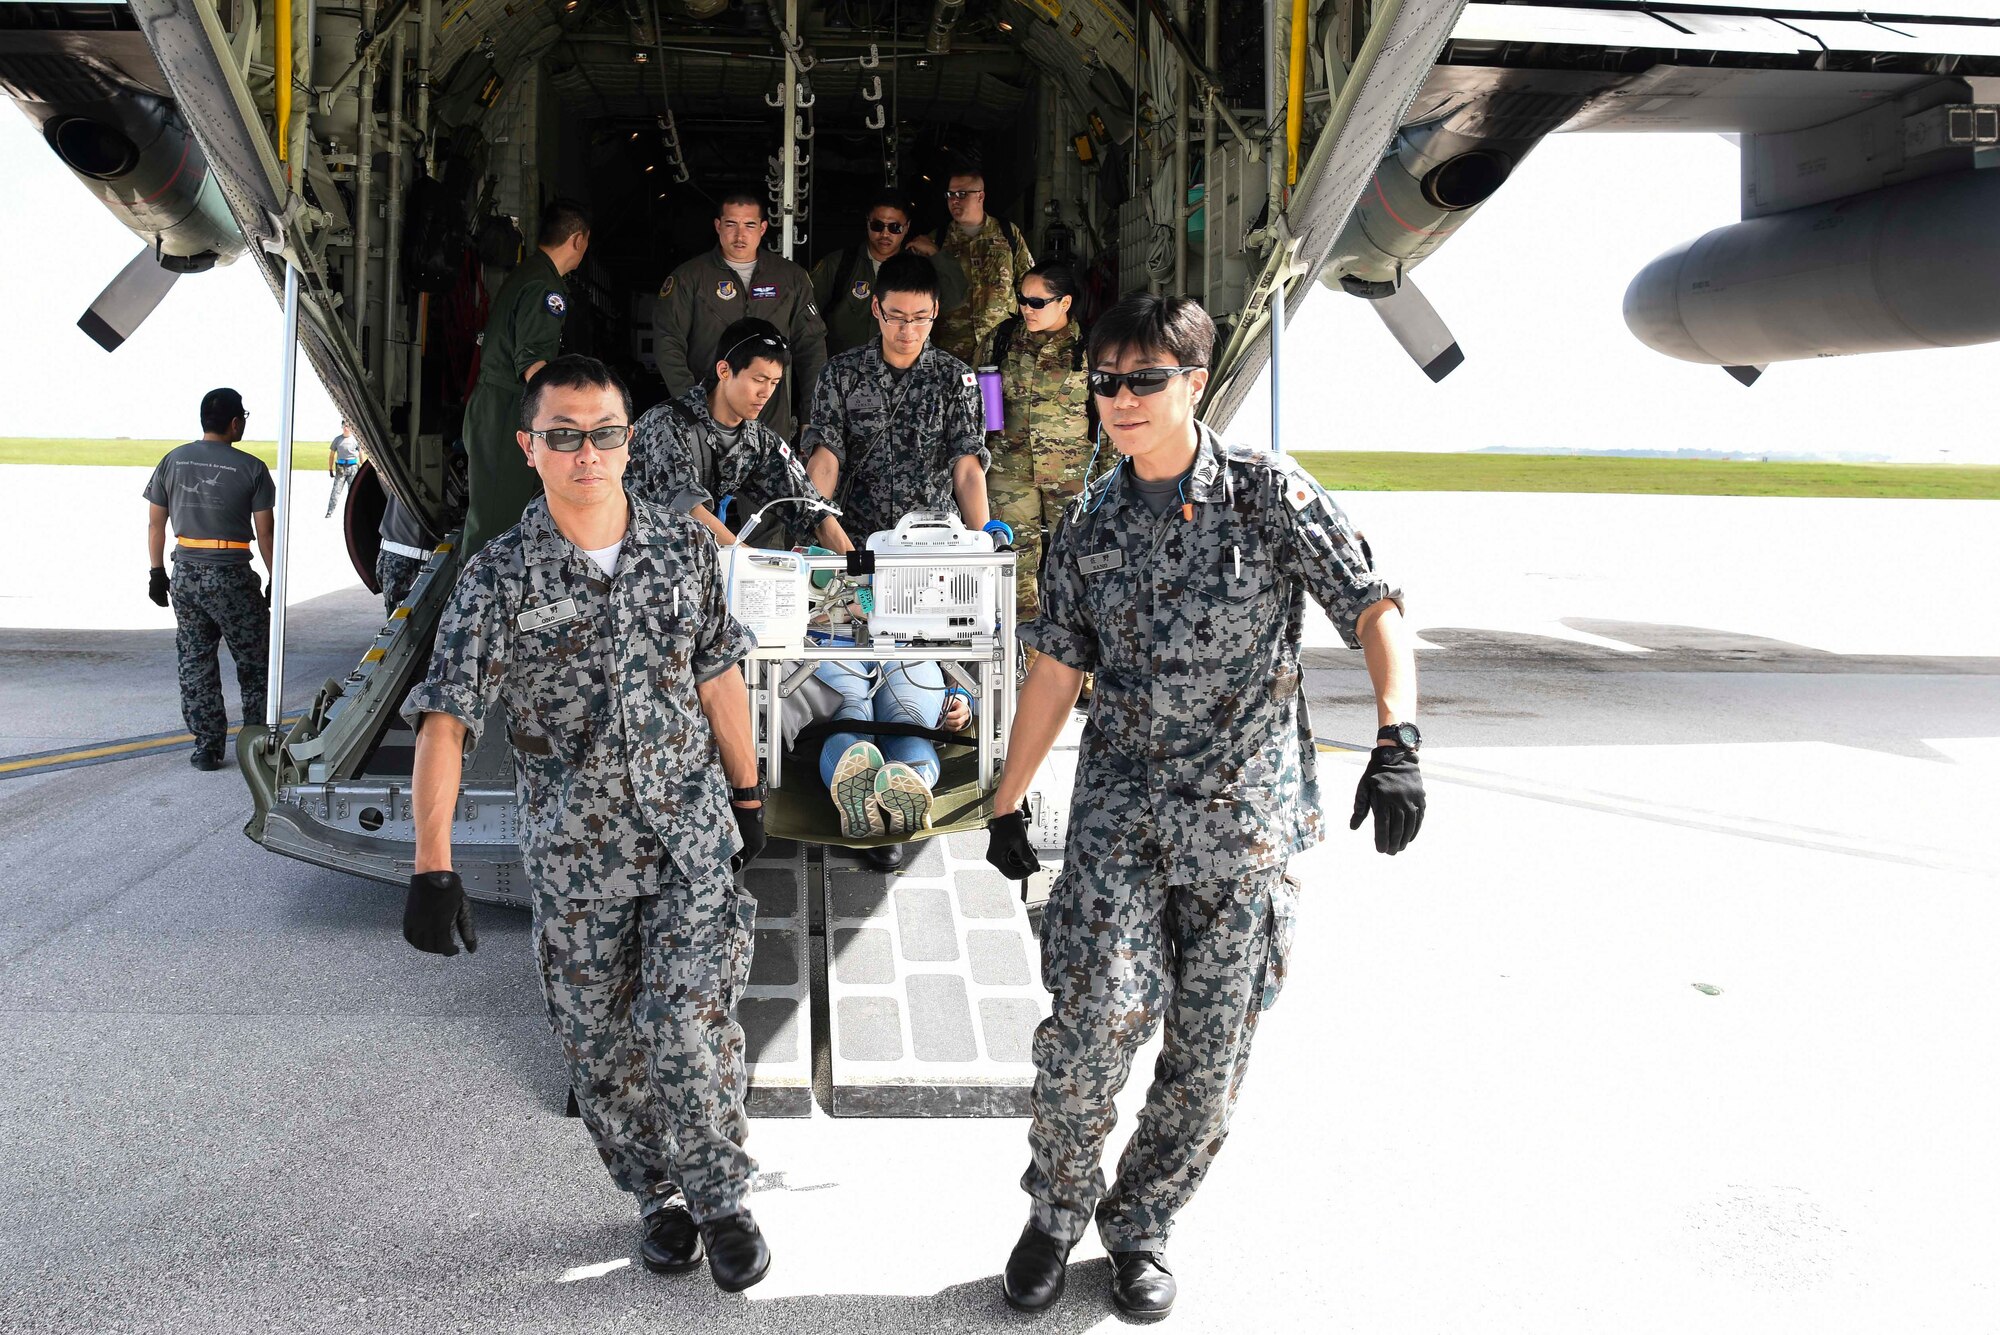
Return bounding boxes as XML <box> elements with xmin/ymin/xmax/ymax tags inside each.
<box><xmin>795</xmin><ymin>82</ymin><xmax>815</xmax><ymax>109</ymax></box>
<box><xmin>860</xmin><ymin>42</ymin><xmax>880</xmax><ymax>69</ymax></box>
<box><xmin>862</xmin><ymin>75</ymin><xmax>882</xmax><ymax>103</ymax></box>
<box><xmin>765</xmin><ymin>86</ymin><xmax>785</xmax><ymax>108</ymax></box>
<box><xmin>866</xmin><ymin>104</ymin><xmax>886</xmax><ymax>130</ymax></box>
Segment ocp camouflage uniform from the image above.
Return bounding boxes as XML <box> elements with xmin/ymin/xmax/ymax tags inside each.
<box><xmin>403</xmin><ymin>493</ymin><xmax>760</xmax><ymax>1225</ymax></box>
<box><xmin>1019</xmin><ymin>424</ymin><xmax>1402</xmax><ymax>1251</ymax></box>
<box><xmin>934</xmin><ymin>216</ymin><xmax>1034</xmax><ymax>366</ymax></box>
<box><xmin>627</xmin><ymin>386</ymin><xmax>826</xmax><ymax>546</ymax></box>
<box><xmin>983</xmin><ymin>318</ymin><xmax>1091</xmax><ymax>621</ymax></box>
<box><xmin>170</xmin><ymin>562</ymin><xmax>269</xmax><ymax>754</ymax></box>
<box><xmin>800</xmin><ymin>340</ymin><xmax>988</xmax><ymax>543</ymax></box>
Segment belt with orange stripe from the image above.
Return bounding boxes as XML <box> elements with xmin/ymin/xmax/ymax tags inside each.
<box><xmin>176</xmin><ymin>537</ymin><xmax>252</xmax><ymax>550</ymax></box>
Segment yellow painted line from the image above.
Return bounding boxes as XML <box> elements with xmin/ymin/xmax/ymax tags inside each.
<box><xmin>362</xmin><ymin>647</ymin><xmax>386</xmax><ymax>662</ymax></box>
<box><xmin>391</xmin><ymin>607</ymin><xmax>411</xmax><ymax>620</ymax></box>
<box><xmin>0</xmin><ymin>715</ymin><xmax>304</xmax><ymax>777</ymax></box>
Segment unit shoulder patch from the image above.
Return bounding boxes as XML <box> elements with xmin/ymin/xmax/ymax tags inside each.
<box><xmin>660</xmin><ymin>275</ymin><xmax>677</xmax><ymax>298</ymax></box>
<box><xmin>544</xmin><ymin>291</ymin><xmax>567</xmax><ymax>317</ymax></box>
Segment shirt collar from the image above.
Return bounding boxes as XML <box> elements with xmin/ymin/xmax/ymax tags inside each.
<box><xmin>517</xmin><ymin>491</ymin><xmax>662</xmax><ymax>570</ymax></box>
<box><xmin>1096</xmin><ymin>423</ymin><xmax>1228</xmax><ymax>516</ymax></box>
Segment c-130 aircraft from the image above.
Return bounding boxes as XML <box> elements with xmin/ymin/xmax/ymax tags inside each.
<box><xmin>4</xmin><ymin>0</ymin><xmax>1997</xmax><ymax>900</ymax></box>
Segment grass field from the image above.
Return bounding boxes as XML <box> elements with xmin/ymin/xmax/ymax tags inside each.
<box><xmin>4</xmin><ymin>438</ymin><xmax>1998</xmax><ymax>499</ymax></box>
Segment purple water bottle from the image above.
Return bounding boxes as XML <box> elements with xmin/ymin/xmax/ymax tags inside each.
<box><xmin>977</xmin><ymin>365</ymin><xmax>1005</xmax><ymax>432</ymax></box>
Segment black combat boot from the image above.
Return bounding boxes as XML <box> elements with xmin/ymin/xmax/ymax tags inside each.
<box><xmin>699</xmin><ymin>1210</ymin><xmax>770</xmax><ymax>1292</ymax></box>
<box><xmin>639</xmin><ymin>1204</ymin><xmax>703</xmax><ymax>1274</ymax></box>
<box><xmin>1001</xmin><ymin>1223</ymin><xmax>1072</xmax><ymax>1312</ymax></box>
<box><xmin>1109</xmin><ymin>1250</ymin><xmax>1176</xmax><ymax>1319</ymax></box>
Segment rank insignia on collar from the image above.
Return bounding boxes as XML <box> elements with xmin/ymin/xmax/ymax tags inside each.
<box><xmin>517</xmin><ymin>597</ymin><xmax>579</xmax><ymax>632</ymax></box>
<box><xmin>717</xmin><ymin>279</ymin><xmax>738</xmax><ymax>300</ymax></box>
<box><xmin>1078</xmin><ymin>548</ymin><xmax>1124</xmax><ymax>575</ymax></box>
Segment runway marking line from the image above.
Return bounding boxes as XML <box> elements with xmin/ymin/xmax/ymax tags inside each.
<box><xmin>0</xmin><ymin>715</ymin><xmax>303</xmax><ymax>780</ymax></box>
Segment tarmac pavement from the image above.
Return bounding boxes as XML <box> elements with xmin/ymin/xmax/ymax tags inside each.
<box><xmin>2</xmin><ymin>471</ymin><xmax>1997</xmax><ymax>1333</ymax></box>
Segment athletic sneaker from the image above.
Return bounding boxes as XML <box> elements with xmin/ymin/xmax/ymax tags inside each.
<box><xmin>873</xmin><ymin>761</ymin><xmax>935</xmax><ymax>836</ymax></box>
<box><xmin>831</xmin><ymin>741</ymin><xmax>887</xmax><ymax>839</ymax></box>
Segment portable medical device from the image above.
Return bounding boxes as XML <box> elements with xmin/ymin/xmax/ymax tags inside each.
<box><xmin>721</xmin><ymin>545</ymin><xmax>809</xmax><ymax>651</ymax></box>
<box><xmin>864</xmin><ymin>511</ymin><xmax>1000</xmax><ymax>644</ymax></box>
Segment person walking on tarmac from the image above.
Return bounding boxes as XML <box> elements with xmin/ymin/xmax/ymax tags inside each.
<box><xmin>143</xmin><ymin>387</ymin><xmax>276</xmax><ymax>771</ymax></box>
<box><xmin>982</xmin><ymin>260</ymin><xmax>1091</xmax><ymax>627</ymax></box>
<box><xmin>401</xmin><ymin>355</ymin><xmax>775</xmax><ymax>1294</ymax></box>
<box><xmin>932</xmin><ymin>166</ymin><xmax>1035</xmax><ymax>367</ymax></box>
<box><xmin>460</xmin><ymin>198</ymin><xmax>591</xmax><ymax>558</ymax></box>
<box><xmin>810</xmin><ymin>192</ymin><xmax>968</xmax><ymax>358</ymax></box>
<box><xmin>325</xmin><ymin>420</ymin><xmax>361</xmax><ymax>518</ymax></box>
<box><xmin>654</xmin><ymin>192</ymin><xmax>827</xmax><ymax>443</ymax></box>
<box><xmin>983</xmin><ymin>295</ymin><xmax>1427</xmax><ymax>1321</ymax></box>
<box><xmin>627</xmin><ymin>317</ymin><xmax>854</xmax><ymax>552</ymax></box>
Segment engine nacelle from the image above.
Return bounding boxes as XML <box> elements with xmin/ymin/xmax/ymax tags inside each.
<box><xmin>1624</xmin><ymin>168</ymin><xmax>2000</xmax><ymax>367</ymax></box>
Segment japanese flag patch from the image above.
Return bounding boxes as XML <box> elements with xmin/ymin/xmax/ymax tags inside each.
<box><xmin>1285</xmin><ymin>479</ymin><xmax>1316</xmax><ymax>511</ymax></box>
<box><xmin>961</xmin><ymin>372</ymin><xmax>977</xmax><ymax>387</ymax></box>
<box><xmin>544</xmin><ymin>291</ymin><xmax>567</xmax><ymax>317</ymax></box>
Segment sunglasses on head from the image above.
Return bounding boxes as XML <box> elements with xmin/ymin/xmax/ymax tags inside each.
<box><xmin>529</xmin><ymin>424</ymin><xmax>632</xmax><ymax>452</ymax></box>
<box><xmin>1018</xmin><ymin>293</ymin><xmax>1064</xmax><ymax>310</ymax></box>
<box><xmin>719</xmin><ymin>332</ymin><xmax>789</xmax><ymax>365</ymax></box>
<box><xmin>867</xmin><ymin>218</ymin><xmax>907</xmax><ymax>235</ymax></box>
<box><xmin>1087</xmin><ymin>366</ymin><xmax>1201</xmax><ymax>398</ymax></box>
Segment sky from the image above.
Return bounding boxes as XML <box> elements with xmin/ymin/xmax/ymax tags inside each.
<box><xmin>2</xmin><ymin>105</ymin><xmax>1996</xmax><ymax>463</ymax></box>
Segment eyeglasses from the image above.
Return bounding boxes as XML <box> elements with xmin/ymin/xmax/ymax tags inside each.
<box><xmin>867</xmin><ymin>219</ymin><xmax>907</xmax><ymax>235</ymax></box>
<box><xmin>879</xmin><ymin>309</ymin><xmax>938</xmax><ymax>328</ymax></box>
<box><xmin>943</xmin><ymin>189</ymin><xmax>982</xmax><ymax>201</ymax></box>
<box><xmin>1018</xmin><ymin>293</ymin><xmax>1062</xmax><ymax>310</ymax></box>
<box><xmin>1087</xmin><ymin>366</ymin><xmax>1202</xmax><ymax>398</ymax></box>
<box><xmin>528</xmin><ymin>424</ymin><xmax>632</xmax><ymax>452</ymax></box>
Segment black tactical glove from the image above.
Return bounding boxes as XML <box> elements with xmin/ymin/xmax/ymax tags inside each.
<box><xmin>404</xmin><ymin>870</ymin><xmax>479</xmax><ymax>955</ymax></box>
<box><xmin>732</xmin><ymin>803</ymin><xmax>766</xmax><ymax>869</ymax></box>
<box><xmin>1349</xmin><ymin>746</ymin><xmax>1425</xmax><ymax>855</ymax></box>
<box><xmin>985</xmin><ymin>806</ymin><xmax>1039</xmax><ymax>881</ymax></box>
<box><xmin>148</xmin><ymin>566</ymin><xmax>170</xmax><ymax>608</ymax></box>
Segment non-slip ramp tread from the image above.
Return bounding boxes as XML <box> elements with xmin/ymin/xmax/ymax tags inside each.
<box><xmin>742</xmin><ymin>839</ymin><xmax>812</xmax><ymax>1117</ymax></box>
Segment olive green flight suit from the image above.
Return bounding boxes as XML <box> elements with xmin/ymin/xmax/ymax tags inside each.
<box><xmin>809</xmin><ymin>245</ymin><xmax>970</xmax><ymax>358</ymax></box>
<box><xmin>652</xmin><ymin>248</ymin><xmax>827</xmax><ymax>443</ymax></box>
<box><xmin>462</xmin><ymin>249</ymin><xmax>568</xmax><ymax>559</ymax></box>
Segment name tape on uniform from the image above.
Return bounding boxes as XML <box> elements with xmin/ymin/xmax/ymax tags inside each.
<box><xmin>751</xmin><ymin>283</ymin><xmax>779</xmax><ymax>301</ymax></box>
<box><xmin>1078</xmin><ymin>548</ymin><xmax>1124</xmax><ymax>576</ymax></box>
<box><xmin>517</xmin><ymin>597</ymin><xmax>580</xmax><ymax>632</ymax></box>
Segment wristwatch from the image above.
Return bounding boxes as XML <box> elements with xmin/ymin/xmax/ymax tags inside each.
<box><xmin>730</xmin><ymin>782</ymin><xmax>767</xmax><ymax>804</ymax></box>
<box><xmin>1376</xmin><ymin>722</ymin><xmax>1421</xmax><ymax>752</ymax></box>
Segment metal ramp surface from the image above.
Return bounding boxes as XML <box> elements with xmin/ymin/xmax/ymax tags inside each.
<box><xmin>821</xmin><ymin>834</ymin><xmax>1052</xmax><ymax>1116</ymax></box>
<box><xmin>739</xmin><ymin>838</ymin><xmax>813</xmax><ymax>1117</ymax></box>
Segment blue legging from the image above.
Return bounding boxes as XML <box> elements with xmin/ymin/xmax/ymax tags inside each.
<box><xmin>815</xmin><ymin>658</ymin><xmax>947</xmax><ymax>789</ymax></box>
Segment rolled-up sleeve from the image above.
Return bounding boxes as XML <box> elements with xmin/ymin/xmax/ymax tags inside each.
<box><xmin>945</xmin><ymin>374</ymin><xmax>989</xmax><ymax>470</ymax></box>
<box><xmin>1018</xmin><ymin>513</ymin><xmax>1096</xmax><ymax>672</ymax></box>
<box><xmin>401</xmin><ymin>552</ymin><xmax>512</xmax><ymax>752</ymax></box>
<box><xmin>799</xmin><ymin>363</ymin><xmax>849</xmax><ymax>465</ymax></box>
<box><xmin>690</xmin><ymin>541</ymin><xmax>755</xmax><ymax>682</ymax></box>
<box><xmin>1274</xmin><ymin>471</ymin><xmax>1402</xmax><ymax>649</ymax></box>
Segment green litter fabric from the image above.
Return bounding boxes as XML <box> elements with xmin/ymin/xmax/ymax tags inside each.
<box><xmin>762</xmin><ymin>741</ymin><xmax>996</xmax><ymax>849</ymax></box>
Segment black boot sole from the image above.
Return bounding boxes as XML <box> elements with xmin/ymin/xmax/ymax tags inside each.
<box><xmin>1111</xmin><ymin>1293</ymin><xmax>1174</xmax><ymax>1321</ymax></box>
<box><xmin>642</xmin><ymin>1248</ymin><xmax>705</xmax><ymax>1276</ymax></box>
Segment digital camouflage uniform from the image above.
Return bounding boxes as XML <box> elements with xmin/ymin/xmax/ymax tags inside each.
<box><xmin>143</xmin><ymin>439</ymin><xmax>274</xmax><ymax>759</ymax></box>
<box><xmin>799</xmin><ymin>340</ymin><xmax>988</xmax><ymax>543</ymax></box>
<box><xmin>982</xmin><ymin>318</ymin><xmax>1091</xmax><ymax>621</ymax></box>
<box><xmin>626</xmin><ymin>386</ymin><xmax>826</xmax><ymax>546</ymax></box>
<box><xmin>462</xmin><ymin>249</ymin><xmax>568</xmax><ymax>558</ymax></box>
<box><xmin>375</xmin><ymin>550</ymin><xmax>425</xmax><ymax>616</ymax></box>
<box><xmin>654</xmin><ymin>249</ymin><xmax>828</xmax><ymax>443</ymax></box>
<box><xmin>403</xmin><ymin>493</ymin><xmax>760</xmax><ymax>1224</ymax></box>
<box><xmin>376</xmin><ymin>493</ymin><xmax>435</xmax><ymax>616</ymax></box>
<box><xmin>809</xmin><ymin>245</ymin><xmax>970</xmax><ymax>358</ymax></box>
<box><xmin>1019</xmin><ymin>425</ymin><xmax>1401</xmax><ymax>1251</ymax></box>
<box><xmin>934</xmin><ymin>216</ymin><xmax>1034</xmax><ymax>366</ymax></box>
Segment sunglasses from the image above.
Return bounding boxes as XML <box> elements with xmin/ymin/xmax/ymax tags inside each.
<box><xmin>719</xmin><ymin>332</ymin><xmax>789</xmax><ymax>364</ymax></box>
<box><xmin>944</xmin><ymin>189</ymin><xmax>981</xmax><ymax>201</ymax></box>
<box><xmin>528</xmin><ymin>424</ymin><xmax>632</xmax><ymax>452</ymax></box>
<box><xmin>1018</xmin><ymin>293</ymin><xmax>1063</xmax><ymax>310</ymax></box>
<box><xmin>867</xmin><ymin>219</ymin><xmax>907</xmax><ymax>235</ymax></box>
<box><xmin>1087</xmin><ymin>366</ymin><xmax>1201</xmax><ymax>398</ymax></box>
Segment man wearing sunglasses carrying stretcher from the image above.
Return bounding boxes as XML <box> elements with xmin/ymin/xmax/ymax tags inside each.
<box><xmin>983</xmin><ymin>294</ymin><xmax>1427</xmax><ymax>1321</ymax></box>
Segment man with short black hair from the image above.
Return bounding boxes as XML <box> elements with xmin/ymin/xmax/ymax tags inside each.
<box><xmin>810</xmin><ymin>192</ymin><xmax>968</xmax><ymax>357</ymax></box>
<box><xmin>143</xmin><ymin>387</ymin><xmax>276</xmax><ymax>770</ymax></box>
<box><xmin>461</xmin><ymin>197</ymin><xmax>591</xmax><ymax>558</ymax></box>
<box><xmin>654</xmin><ymin>192</ymin><xmax>827</xmax><ymax>443</ymax></box>
<box><xmin>628</xmin><ymin>316</ymin><xmax>852</xmax><ymax>551</ymax></box>
<box><xmin>933</xmin><ymin>168</ymin><xmax>1035</xmax><ymax>366</ymax></box>
<box><xmin>403</xmin><ymin>353</ymin><xmax>775</xmax><ymax>1294</ymax></box>
<box><xmin>984</xmin><ymin>294</ymin><xmax>1425</xmax><ymax>1320</ymax></box>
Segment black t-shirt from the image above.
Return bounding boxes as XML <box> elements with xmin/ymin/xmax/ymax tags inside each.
<box><xmin>142</xmin><ymin>439</ymin><xmax>276</xmax><ymax>564</ymax></box>
<box><xmin>379</xmin><ymin>494</ymin><xmax>435</xmax><ymax>549</ymax></box>
<box><xmin>1130</xmin><ymin>463</ymin><xmax>1193</xmax><ymax>517</ymax></box>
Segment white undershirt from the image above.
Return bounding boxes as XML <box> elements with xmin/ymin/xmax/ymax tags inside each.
<box><xmin>581</xmin><ymin>539</ymin><xmax>623</xmax><ymax>578</ymax></box>
<box><xmin>726</xmin><ymin>257</ymin><xmax>757</xmax><ymax>287</ymax></box>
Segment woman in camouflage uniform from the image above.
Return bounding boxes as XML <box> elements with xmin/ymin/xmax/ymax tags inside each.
<box><xmin>982</xmin><ymin>260</ymin><xmax>1091</xmax><ymax>625</ymax></box>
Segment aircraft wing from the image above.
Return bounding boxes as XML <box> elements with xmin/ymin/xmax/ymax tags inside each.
<box><xmin>1203</xmin><ymin>0</ymin><xmax>1472</xmax><ymax>432</ymax></box>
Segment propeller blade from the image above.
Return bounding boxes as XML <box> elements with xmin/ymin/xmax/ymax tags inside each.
<box><xmin>1371</xmin><ymin>280</ymin><xmax>1464</xmax><ymax>383</ymax></box>
<box><xmin>1724</xmin><ymin>364</ymin><xmax>1765</xmax><ymax>387</ymax></box>
<box><xmin>77</xmin><ymin>248</ymin><xmax>182</xmax><ymax>352</ymax></box>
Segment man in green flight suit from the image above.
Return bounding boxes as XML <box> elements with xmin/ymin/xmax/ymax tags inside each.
<box><xmin>653</xmin><ymin>191</ymin><xmax>828</xmax><ymax>444</ymax></box>
<box><xmin>810</xmin><ymin>192</ymin><xmax>967</xmax><ymax>358</ymax></box>
<box><xmin>460</xmin><ymin>198</ymin><xmax>591</xmax><ymax>558</ymax></box>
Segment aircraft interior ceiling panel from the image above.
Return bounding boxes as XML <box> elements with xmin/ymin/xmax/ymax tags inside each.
<box><xmin>1453</xmin><ymin>3</ymin><xmax>1686</xmax><ymax>46</ymax></box>
<box><xmin>1648</xmin><ymin>12</ymin><xmax>1816</xmax><ymax>54</ymax></box>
